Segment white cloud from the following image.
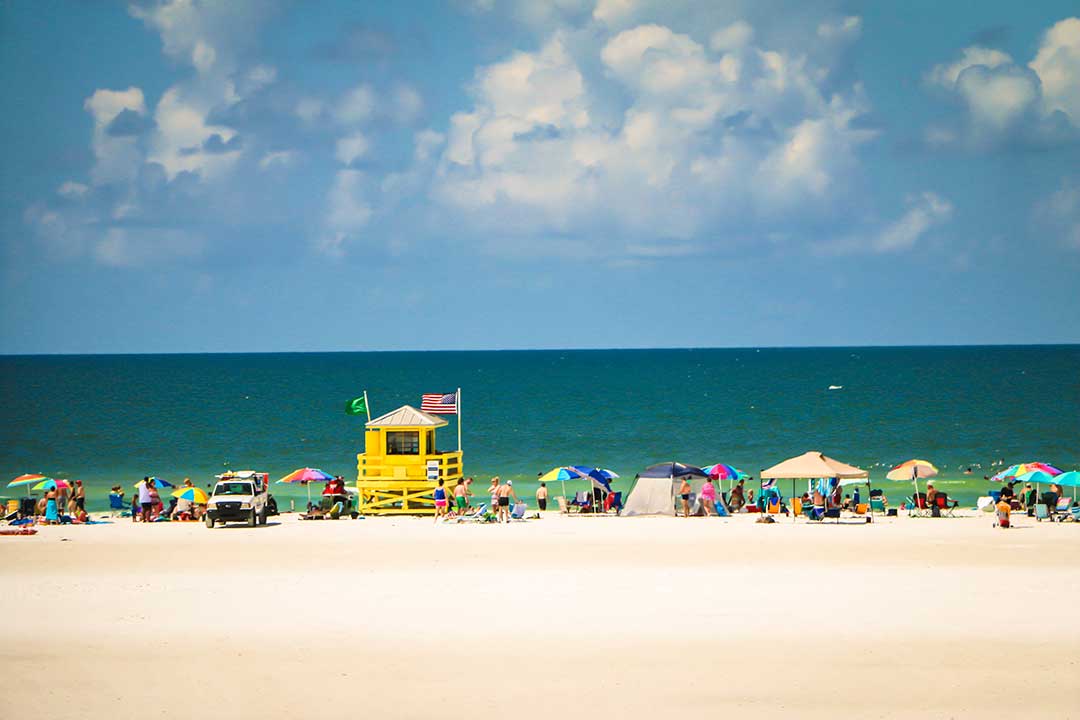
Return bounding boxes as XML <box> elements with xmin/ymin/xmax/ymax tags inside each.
<box><xmin>430</xmin><ymin>18</ymin><xmax>875</xmax><ymax>257</ymax></box>
<box><xmin>335</xmin><ymin>132</ymin><xmax>370</xmax><ymax>166</ymax></box>
<box><xmin>709</xmin><ymin>21</ymin><xmax>753</xmax><ymax>52</ymax></box>
<box><xmin>1029</xmin><ymin>17</ymin><xmax>1080</xmax><ymax>121</ymax></box>
<box><xmin>928</xmin><ymin>46</ymin><xmax>1013</xmax><ymax>88</ymax></box>
<box><xmin>337</xmin><ymin>84</ymin><xmax>375</xmax><ymax>125</ymax></box>
<box><xmin>926</xmin><ymin>19</ymin><xmax>1080</xmax><ymax>148</ymax></box>
<box><xmin>83</xmin><ymin>87</ymin><xmax>148</xmax><ymax>185</ymax></box>
<box><xmin>1036</xmin><ymin>177</ymin><xmax>1080</xmax><ymax>249</ymax></box>
<box><xmin>320</xmin><ymin>170</ymin><xmax>372</xmax><ymax>257</ymax></box>
<box><xmin>593</xmin><ymin>0</ymin><xmax>638</xmax><ymax>25</ymax></box>
<box><xmin>295</xmin><ymin>97</ymin><xmax>325</xmax><ymax>124</ymax></box>
<box><xmin>817</xmin><ymin>16</ymin><xmax>861</xmax><ymax>42</ymax></box>
<box><xmin>57</xmin><ymin>181</ymin><xmax>89</xmax><ymax>199</ymax></box>
<box><xmin>258</xmin><ymin>150</ymin><xmax>299</xmax><ymax>170</ymax></box>
<box><xmin>873</xmin><ymin>192</ymin><xmax>953</xmax><ymax>252</ymax></box>
<box><xmin>392</xmin><ymin>84</ymin><xmax>424</xmax><ymax>123</ymax></box>
<box><xmin>93</xmin><ymin>227</ymin><xmax>205</xmax><ymax>268</ymax></box>
<box><xmin>149</xmin><ymin>87</ymin><xmax>241</xmax><ymax>180</ymax></box>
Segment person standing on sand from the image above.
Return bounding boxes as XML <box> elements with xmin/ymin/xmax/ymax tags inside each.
<box><xmin>453</xmin><ymin>479</ymin><xmax>468</xmax><ymax>514</ymax></box>
<box><xmin>73</xmin><ymin>480</ymin><xmax>86</xmax><ymax>513</ymax></box>
<box><xmin>138</xmin><ymin>477</ymin><xmax>153</xmax><ymax>523</ymax></box>
<box><xmin>729</xmin><ymin>479</ymin><xmax>745</xmax><ymax>512</ymax></box>
<box><xmin>489</xmin><ymin>477</ymin><xmax>499</xmax><ymax>512</ymax></box>
<box><xmin>433</xmin><ymin>479</ymin><xmax>449</xmax><ymax>524</ymax></box>
<box><xmin>700</xmin><ymin>478</ymin><xmax>717</xmax><ymax>517</ymax></box>
<box><xmin>44</xmin><ymin>487</ymin><xmax>59</xmax><ymax>524</ymax></box>
<box><xmin>536</xmin><ymin>482</ymin><xmax>548</xmax><ymax>512</ymax></box>
<box><xmin>678</xmin><ymin>477</ymin><xmax>692</xmax><ymax>518</ymax></box>
<box><xmin>496</xmin><ymin>479</ymin><xmax>517</xmax><ymax>523</ymax></box>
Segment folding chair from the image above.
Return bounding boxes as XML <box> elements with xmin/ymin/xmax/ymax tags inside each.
<box><xmin>909</xmin><ymin>493</ymin><xmax>931</xmax><ymax>517</ymax></box>
<box><xmin>935</xmin><ymin>493</ymin><xmax>958</xmax><ymax>517</ymax></box>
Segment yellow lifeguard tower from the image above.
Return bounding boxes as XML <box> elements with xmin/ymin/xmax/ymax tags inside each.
<box><xmin>355</xmin><ymin>405</ymin><xmax>463</xmax><ymax>515</ymax></box>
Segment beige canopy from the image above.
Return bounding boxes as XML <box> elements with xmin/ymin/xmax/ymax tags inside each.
<box><xmin>760</xmin><ymin>451</ymin><xmax>868</xmax><ymax>479</ymax></box>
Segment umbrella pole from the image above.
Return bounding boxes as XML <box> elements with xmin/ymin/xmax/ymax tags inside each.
<box><xmin>561</xmin><ymin>478</ymin><xmax>567</xmax><ymax>513</ymax></box>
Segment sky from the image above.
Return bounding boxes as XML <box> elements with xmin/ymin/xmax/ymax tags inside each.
<box><xmin>1</xmin><ymin>0</ymin><xmax>1079</xmax><ymax>354</ymax></box>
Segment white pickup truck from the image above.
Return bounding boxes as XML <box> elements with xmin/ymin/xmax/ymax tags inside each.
<box><xmin>205</xmin><ymin>471</ymin><xmax>269</xmax><ymax>528</ymax></box>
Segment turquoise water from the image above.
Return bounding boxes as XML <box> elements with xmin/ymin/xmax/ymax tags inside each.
<box><xmin>1</xmin><ymin>346</ymin><xmax>1077</xmax><ymax>511</ymax></box>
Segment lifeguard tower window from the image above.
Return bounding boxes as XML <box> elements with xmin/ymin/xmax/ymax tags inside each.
<box><xmin>386</xmin><ymin>430</ymin><xmax>420</xmax><ymax>455</ymax></box>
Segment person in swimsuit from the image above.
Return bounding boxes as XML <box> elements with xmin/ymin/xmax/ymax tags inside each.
<box><xmin>678</xmin><ymin>478</ymin><xmax>692</xmax><ymax>518</ymax></box>
<box><xmin>489</xmin><ymin>478</ymin><xmax>500</xmax><ymax>513</ymax></box>
<box><xmin>433</xmin><ymin>479</ymin><xmax>449</xmax><ymax>524</ymax></box>
<box><xmin>536</xmin><ymin>482</ymin><xmax>548</xmax><ymax>512</ymax></box>
<box><xmin>74</xmin><ymin>480</ymin><xmax>86</xmax><ymax>512</ymax></box>
<box><xmin>453</xmin><ymin>479</ymin><xmax>468</xmax><ymax>513</ymax></box>
<box><xmin>700</xmin><ymin>478</ymin><xmax>717</xmax><ymax>517</ymax></box>
<box><xmin>44</xmin><ymin>488</ymin><xmax>59</xmax><ymax>524</ymax></box>
<box><xmin>496</xmin><ymin>479</ymin><xmax>517</xmax><ymax>523</ymax></box>
<box><xmin>729</xmin><ymin>480</ymin><xmax>745</xmax><ymax>512</ymax></box>
<box><xmin>138</xmin><ymin>477</ymin><xmax>154</xmax><ymax>523</ymax></box>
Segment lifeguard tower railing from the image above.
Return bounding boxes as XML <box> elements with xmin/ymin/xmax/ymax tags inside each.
<box><xmin>355</xmin><ymin>450</ymin><xmax>463</xmax><ymax>514</ymax></box>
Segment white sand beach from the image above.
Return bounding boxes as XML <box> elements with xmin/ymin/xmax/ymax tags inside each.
<box><xmin>2</xmin><ymin>511</ymin><xmax>1079</xmax><ymax>719</ymax></box>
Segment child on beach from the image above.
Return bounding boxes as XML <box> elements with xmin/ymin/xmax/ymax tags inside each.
<box><xmin>433</xmin><ymin>479</ymin><xmax>449</xmax><ymax>524</ymax></box>
<box><xmin>995</xmin><ymin>497</ymin><xmax>1011</xmax><ymax>528</ymax></box>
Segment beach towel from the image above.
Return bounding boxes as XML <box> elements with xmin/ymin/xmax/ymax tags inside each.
<box><xmin>0</xmin><ymin>527</ymin><xmax>37</xmax><ymax>536</ymax></box>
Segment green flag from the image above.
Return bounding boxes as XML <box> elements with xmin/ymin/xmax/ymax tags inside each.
<box><xmin>345</xmin><ymin>396</ymin><xmax>367</xmax><ymax>416</ymax></box>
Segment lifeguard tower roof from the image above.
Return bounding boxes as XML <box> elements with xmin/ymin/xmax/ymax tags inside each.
<box><xmin>365</xmin><ymin>405</ymin><xmax>447</xmax><ymax>428</ymax></box>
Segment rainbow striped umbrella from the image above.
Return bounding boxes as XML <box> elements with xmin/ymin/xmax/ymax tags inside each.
<box><xmin>33</xmin><ymin>478</ymin><xmax>71</xmax><ymax>491</ymax></box>
<box><xmin>278</xmin><ymin>467</ymin><xmax>335</xmax><ymax>504</ymax></box>
<box><xmin>990</xmin><ymin>462</ymin><xmax>1063</xmax><ymax>482</ymax></box>
<box><xmin>7</xmin><ymin>474</ymin><xmax>50</xmax><ymax>497</ymax></box>
<box><xmin>171</xmin><ymin>487</ymin><xmax>209</xmax><ymax>504</ymax></box>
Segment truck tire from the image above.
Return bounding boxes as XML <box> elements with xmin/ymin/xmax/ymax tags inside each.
<box><xmin>247</xmin><ymin>510</ymin><xmax>257</xmax><ymax>527</ymax></box>
<box><xmin>205</xmin><ymin>515</ymin><xmax>214</xmax><ymax>529</ymax></box>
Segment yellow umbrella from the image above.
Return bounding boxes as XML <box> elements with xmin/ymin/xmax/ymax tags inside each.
<box><xmin>171</xmin><ymin>487</ymin><xmax>209</xmax><ymax>504</ymax></box>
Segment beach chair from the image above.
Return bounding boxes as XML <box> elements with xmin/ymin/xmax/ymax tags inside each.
<box><xmin>995</xmin><ymin>507</ymin><xmax>1010</xmax><ymax>528</ymax></box>
<box><xmin>107</xmin><ymin>493</ymin><xmax>127</xmax><ymax>518</ymax></box>
<box><xmin>1051</xmin><ymin>497</ymin><xmax>1074</xmax><ymax>522</ymax></box>
<box><xmin>934</xmin><ymin>494</ymin><xmax>958</xmax><ymax>518</ymax></box>
<box><xmin>509</xmin><ymin>502</ymin><xmax>528</xmax><ymax>521</ymax></box>
<box><xmin>556</xmin><ymin>496</ymin><xmax>570</xmax><ymax>514</ymax></box>
<box><xmin>870</xmin><ymin>497</ymin><xmax>886</xmax><ymax>515</ymax></box>
<box><xmin>1069</xmin><ymin>507</ymin><xmax>1080</xmax><ymax>523</ymax></box>
<box><xmin>854</xmin><ymin>503</ymin><xmax>869</xmax><ymax>515</ymax></box>
<box><xmin>792</xmin><ymin>497</ymin><xmax>803</xmax><ymax>518</ymax></box>
<box><xmin>766</xmin><ymin>496</ymin><xmax>782</xmax><ymax>515</ymax></box>
<box><xmin>1034</xmin><ymin>504</ymin><xmax>1050</xmax><ymax>522</ymax></box>
<box><xmin>909</xmin><ymin>493</ymin><xmax>930</xmax><ymax>518</ymax></box>
<box><xmin>446</xmin><ymin>503</ymin><xmax>488</xmax><ymax>523</ymax></box>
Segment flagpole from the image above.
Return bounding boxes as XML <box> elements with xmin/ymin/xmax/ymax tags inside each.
<box><xmin>456</xmin><ymin>387</ymin><xmax>462</xmax><ymax>453</ymax></box>
<box><xmin>363</xmin><ymin>390</ymin><xmax>371</xmax><ymax>422</ymax></box>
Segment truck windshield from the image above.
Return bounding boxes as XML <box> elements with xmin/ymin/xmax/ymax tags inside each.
<box><xmin>214</xmin><ymin>482</ymin><xmax>254</xmax><ymax>496</ymax></box>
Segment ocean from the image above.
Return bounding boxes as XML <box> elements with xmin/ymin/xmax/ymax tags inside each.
<box><xmin>2</xmin><ymin>346</ymin><xmax>1078</xmax><ymax>511</ymax></box>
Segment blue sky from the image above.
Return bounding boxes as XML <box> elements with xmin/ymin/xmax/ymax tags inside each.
<box><xmin>1</xmin><ymin>0</ymin><xmax>1078</xmax><ymax>353</ymax></box>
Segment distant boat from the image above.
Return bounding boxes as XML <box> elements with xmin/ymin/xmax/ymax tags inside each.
<box><xmin>828</xmin><ymin>385</ymin><xmax>843</xmax><ymax>390</ymax></box>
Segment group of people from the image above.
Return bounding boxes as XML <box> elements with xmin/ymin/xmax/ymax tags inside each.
<box><xmin>36</xmin><ymin>479</ymin><xmax>88</xmax><ymax>524</ymax></box>
<box><xmin>121</xmin><ymin>477</ymin><xmax>205</xmax><ymax>523</ymax></box>
<box><xmin>432</xmin><ymin>476</ymin><xmax>529</xmax><ymax>523</ymax></box>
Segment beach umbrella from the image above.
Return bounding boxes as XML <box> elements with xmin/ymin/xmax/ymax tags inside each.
<box><xmin>277</xmin><ymin>467</ymin><xmax>335</xmax><ymax>504</ymax></box>
<box><xmin>131</xmin><ymin>477</ymin><xmax>175</xmax><ymax>489</ymax></box>
<box><xmin>33</xmin><ymin>478</ymin><xmax>71</xmax><ymax>492</ymax></box>
<box><xmin>886</xmin><ymin>459</ymin><xmax>938</xmax><ymax>510</ymax></box>
<box><xmin>7</xmin><ymin>474</ymin><xmax>49</xmax><ymax>497</ymax></box>
<box><xmin>701</xmin><ymin>463</ymin><xmax>748</xmax><ymax>496</ymax></box>
<box><xmin>1053</xmin><ymin>471</ymin><xmax>1080</xmax><ymax>488</ymax></box>
<box><xmin>990</xmin><ymin>462</ymin><xmax>1062</xmax><ymax>482</ymax></box>
<box><xmin>171</xmin><ymin>487</ymin><xmax>210</xmax><ymax>504</ymax></box>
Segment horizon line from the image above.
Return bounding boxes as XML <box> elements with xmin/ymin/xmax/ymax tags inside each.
<box><xmin>2</xmin><ymin>341</ymin><xmax>1078</xmax><ymax>358</ymax></box>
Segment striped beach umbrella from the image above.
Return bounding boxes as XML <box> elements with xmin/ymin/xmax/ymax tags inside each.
<box><xmin>990</xmin><ymin>462</ymin><xmax>1062</xmax><ymax>482</ymax></box>
<box><xmin>8</xmin><ymin>474</ymin><xmax>50</xmax><ymax>497</ymax></box>
<box><xmin>171</xmin><ymin>487</ymin><xmax>210</xmax><ymax>504</ymax></box>
<box><xmin>887</xmin><ymin>459</ymin><xmax>938</xmax><ymax>509</ymax></box>
<box><xmin>33</xmin><ymin>478</ymin><xmax>71</xmax><ymax>491</ymax></box>
<box><xmin>278</xmin><ymin>467</ymin><xmax>334</xmax><ymax>504</ymax></box>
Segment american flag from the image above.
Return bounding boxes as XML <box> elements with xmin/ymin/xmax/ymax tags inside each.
<box><xmin>421</xmin><ymin>392</ymin><xmax>458</xmax><ymax>414</ymax></box>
